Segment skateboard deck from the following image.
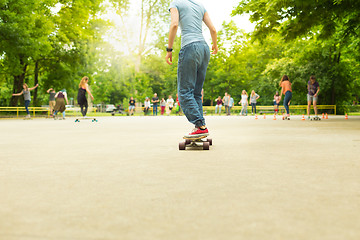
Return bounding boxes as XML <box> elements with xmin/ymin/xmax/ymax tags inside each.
<box><xmin>282</xmin><ymin>116</ymin><xmax>290</xmax><ymax>120</ymax></box>
<box><xmin>75</xmin><ymin>117</ymin><xmax>98</xmax><ymax>122</ymax></box>
<box><xmin>179</xmin><ymin>135</ymin><xmax>212</xmax><ymax>150</ymax></box>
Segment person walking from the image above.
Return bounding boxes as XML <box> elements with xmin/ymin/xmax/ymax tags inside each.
<box><xmin>12</xmin><ymin>83</ymin><xmax>39</xmax><ymax>119</ymax></box>
<box><xmin>165</xmin><ymin>0</ymin><xmax>218</xmax><ymax>137</ymax></box>
<box><xmin>249</xmin><ymin>90</ymin><xmax>260</xmax><ymax>115</ymax></box>
<box><xmin>77</xmin><ymin>76</ymin><xmax>94</xmax><ymax>117</ymax></box>
<box><xmin>47</xmin><ymin>88</ymin><xmax>56</xmax><ymax>117</ymax></box>
<box><xmin>53</xmin><ymin>89</ymin><xmax>69</xmax><ymax>120</ymax></box>
<box><xmin>307</xmin><ymin>75</ymin><xmax>320</xmax><ymax>119</ymax></box>
<box><xmin>129</xmin><ymin>96</ymin><xmax>136</xmax><ymax>116</ymax></box>
<box><xmin>151</xmin><ymin>93</ymin><xmax>159</xmax><ymax>116</ymax></box>
<box><xmin>279</xmin><ymin>75</ymin><xmax>292</xmax><ymax>119</ymax></box>
<box><xmin>214</xmin><ymin>96</ymin><xmax>223</xmax><ymax>115</ymax></box>
<box><xmin>239</xmin><ymin>90</ymin><xmax>248</xmax><ymax>116</ymax></box>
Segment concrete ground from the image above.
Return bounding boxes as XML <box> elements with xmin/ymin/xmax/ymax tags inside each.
<box><xmin>1</xmin><ymin>115</ymin><xmax>359</xmax><ymax>240</ymax></box>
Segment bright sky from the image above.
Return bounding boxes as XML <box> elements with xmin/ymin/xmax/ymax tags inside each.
<box><xmin>101</xmin><ymin>0</ymin><xmax>255</xmax><ymax>53</ymax></box>
<box><xmin>198</xmin><ymin>0</ymin><xmax>254</xmax><ymax>33</ymax></box>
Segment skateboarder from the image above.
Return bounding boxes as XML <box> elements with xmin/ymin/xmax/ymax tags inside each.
<box><xmin>307</xmin><ymin>75</ymin><xmax>320</xmax><ymax>119</ymax></box>
<box><xmin>165</xmin><ymin>0</ymin><xmax>218</xmax><ymax>137</ymax></box>
<box><xmin>77</xmin><ymin>76</ymin><xmax>94</xmax><ymax>117</ymax></box>
<box><xmin>279</xmin><ymin>75</ymin><xmax>292</xmax><ymax>119</ymax></box>
<box><xmin>12</xmin><ymin>83</ymin><xmax>39</xmax><ymax>119</ymax></box>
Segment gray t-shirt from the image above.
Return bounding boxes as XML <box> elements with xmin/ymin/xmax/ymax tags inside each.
<box><xmin>169</xmin><ymin>0</ymin><xmax>206</xmax><ymax>48</ymax></box>
<box><xmin>250</xmin><ymin>94</ymin><xmax>259</xmax><ymax>103</ymax></box>
<box><xmin>23</xmin><ymin>90</ymin><xmax>31</xmax><ymax>101</ymax></box>
<box><xmin>49</xmin><ymin>92</ymin><xmax>56</xmax><ymax>101</ymax></box>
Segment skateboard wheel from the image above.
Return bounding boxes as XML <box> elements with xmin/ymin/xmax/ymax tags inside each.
<box><xmin>185</xmin><ymin>139</ymin><xmax>191</xmax><ymax>145</ymax></box>
<box><xmin>203</xmin><ymin>142</ymin><xmax>210</xmax><ymax>150</ymax></box>
<box><xmin>179</xmin><ymin>142</ymin><xmax>186</xmax><ymax>150</ymax></box>
<box><xmin>207</xmin><ymin>138</ymin><xmax>212</xmax><ymax>146</ymax></box>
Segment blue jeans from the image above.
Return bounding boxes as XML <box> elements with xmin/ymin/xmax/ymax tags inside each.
<box><xmin>284</xmin><ymin>91</ymin><xmax>292</xmax><ymax>114</ymax></box>
<box><xmin>251</xmin><ymin>103</ymin><xmax>257</xmax><ymax>114</ymax></box>
<box><xmin>177</xmin><ymin>41</ymin><xmax>210</xmax><ymax>127</ymax></box>
<box><xmin>153</xmin><ymin>105</ymin><xmax>158</xmax><ymax>116</ymax></box>
<box><xmin>24</xmin><ymin>100</ymin><xmax>31</xmax><ymax>114</ymax></box>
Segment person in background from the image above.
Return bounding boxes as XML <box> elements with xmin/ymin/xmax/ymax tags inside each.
<box><xmin>129</xmin><ymin>96</ymin><xmax>136</xmax><ymax>116</ymax></box>
<box><xmin>151</xmin><ymin>93</ymin><xmax>159</xmax><ymax>116</ymax></box>
<box><xmin>144</xmin><ymin>97</ymin><xmax>151</xmax><ymax>115</ymax></box>
<box><xmin>160</xmin><ymin>98</ymin><xmax>166</xmax><ymax>115</ymax></box>
<box><xmin>228</xmin><ymin>94</ymin><xmax>234</xmax><ymax>115</ymax></box>
<box><xmin>273</xmin><ymin>91</ymin><xmax>280</xmax><ymax>114</ymax></box>
<box><xmin>239</xmin><ymin>90</ymin><xmax>248</xmax><ymax>116</ymax></box>
<box><xmin>249</xmin><ymin>90</ymin><xmax>260</xmax><ymax>115</ymax></box>
<box><xmin>53</xmin><ymin>89</ymin><xmax>69</xmax><ymax>120</ymax></box>
<box><xmin>77</xmin><ymin>76</ymin><xmax>94</xmax><ymax>117</ymax></box>
<box><xmin>279</xmin><ymin>75</ymin><xmax>292</xmax><ymax>119</ymax></box>
<box><xmin>223</xmin><ymin>92</ymin><xmax>229</xmax><ymax>116</ymax></box>
<box><xmin>307</xmin><ymin>75</ymin><xmax>320</xmax><ymax>119</ymax></box>
<box><xmin>47</xmin><ymin>88</ymin><xmax>56</xmax><ymax>117</ymax></box>
<box><xmin>166</xmin><ymin>95</ymin><xmax>175</xmax><ymax>116</ymax></box>
<box><xmin>12</xmin><ymin>83</ymin><xmax>39</xmax><ymax>119</ymax></box>
<box><xmin>215</xmin><ymin>96</ymin><xmax>223</xmax><ymax>115</ymax></box>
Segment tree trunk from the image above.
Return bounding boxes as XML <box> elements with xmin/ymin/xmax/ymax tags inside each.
<box><xmin>10</xmin><ymin>60</ymin><xmax>28</xmax><ymax>106</ymax></box>
<box><xmin>33</xmin><ymin>61</ymin><xmax>39</xmax><ymax>106</ymax></box>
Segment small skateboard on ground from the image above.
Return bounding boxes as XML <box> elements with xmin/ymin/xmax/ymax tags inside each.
<box><xmin>282</xmin><ymin>116</ymin><xmax>290</xmax><ymax>120</ymax></box>
<box><xmin>75</xmin><ymin>117</ymin><xmax>98</xmax><ymax>122</ymax></box>
<box><xmin>310</xmin><ymin>116</ymin><xmax>321</xmax><ymax>121</ymax></box>
<box><xmin>179</xmin><ymin>135</ymin><xmax>212</xmax><ymax>150</ymax></box>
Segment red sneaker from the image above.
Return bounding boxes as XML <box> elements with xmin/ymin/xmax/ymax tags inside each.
<box><xmin>185</xmin><ymin>127</ymin><xmax>209</xmax><ymax>138</ymax></box>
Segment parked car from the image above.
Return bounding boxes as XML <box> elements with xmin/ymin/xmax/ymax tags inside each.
<box><xmin>105</xmin><ymin>104</ymin><xmax>117</xmax><ymax>112</ymax></box>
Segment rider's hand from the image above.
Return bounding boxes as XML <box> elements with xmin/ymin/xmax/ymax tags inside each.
<box><xmin>166</xmin><ymin>52</ymin><xmax>173</xmax><ymax>65</ymax></box>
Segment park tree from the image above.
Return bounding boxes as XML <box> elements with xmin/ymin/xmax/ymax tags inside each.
<box><xmin>0</xmin><ymin>0</ymin><xmax>57</xmax><ymax>106</ymax></box>
<box><xmin>232</xmin><ymin>0</ymin><xmax>360</xmax><ymax>106</ymax></box>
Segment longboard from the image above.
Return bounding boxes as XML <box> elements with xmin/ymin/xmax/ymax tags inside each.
<box><xmin>75</xmin><ymin>117</ymin><xmax>98</xmax><ymax>122</ymax></box>
<box><xmin>179</xmin><ymin>135</ymin><xmax>212</xmax><ymax>150</ymax></box>
<box><xmin>310</xmin><ymin>116</ymin><xmax>321</xmax><ymax>121</ymax></box>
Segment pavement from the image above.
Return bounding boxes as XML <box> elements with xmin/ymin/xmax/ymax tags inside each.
<box><xmin>1</xmin><ymin>115</ymin><xmax>360</xmax><ymax>240</ymax></box>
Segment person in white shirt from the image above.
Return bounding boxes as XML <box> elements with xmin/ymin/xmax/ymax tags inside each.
<box><xmin>166</xmin><ymin>95</ymin><xmax>175</xmax><ymax>115</ymax></box>
<box><xmin>144</xmin><ymin>97</ymin><xmax>151</xmax><ymax>115</ymax></box>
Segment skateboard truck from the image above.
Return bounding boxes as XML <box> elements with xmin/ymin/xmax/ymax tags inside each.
<box><xmin>179</xmin><ymin>135</ymin><xmax>212</xmax><ymax>150</ymax></box>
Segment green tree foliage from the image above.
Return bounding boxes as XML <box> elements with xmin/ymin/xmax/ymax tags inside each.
<box><xmin>0</xmin><ymin>0</ymin><xmax>359</xmax><ymax>111</ymax></box>
<box><xmin>232</xmin><ymin>0</ymin><xmax>360</xmax><ymax>107</ymax></box>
